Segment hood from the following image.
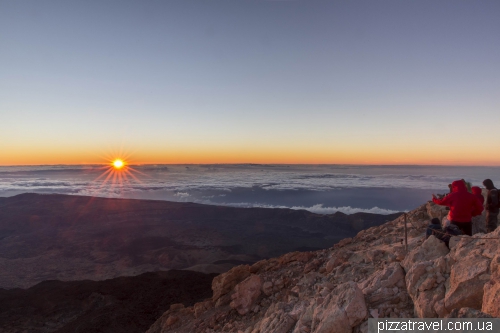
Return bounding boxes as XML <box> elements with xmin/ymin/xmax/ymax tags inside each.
<box><xmin>451</xmin><ymin>180</ymin><xmax>467</xmax><ymax>193</ymax></box>
<box><xmin>483</xmin><ymin>179</ymin><xmax>495</xmax><ymax>190</ymax></box>
<box><xmin>471</xmin><ymin>186</ymin><xmax>482</xmax><ymax>196</ymax></box>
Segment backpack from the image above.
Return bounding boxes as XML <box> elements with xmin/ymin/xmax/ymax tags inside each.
<box><xmin>491</xmin><ymin>189</ymin><xmax>500</xmax><ymax>209</ymax></box>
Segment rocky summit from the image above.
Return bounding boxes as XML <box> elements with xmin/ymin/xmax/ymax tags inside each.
<box><xmin>146</xmin><ymin>203</ymin><xmax>500</xmax><ymax>333</ymax></box>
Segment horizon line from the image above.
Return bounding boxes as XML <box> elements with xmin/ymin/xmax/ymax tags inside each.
<box><xmin>1</xmin><ymin>163</ymin><xmax>500</xmax><ymax>168</ymax></box>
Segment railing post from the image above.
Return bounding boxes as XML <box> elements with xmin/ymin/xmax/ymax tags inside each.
<box><xmin>404</xmin><ymin>213</ymin><xmax>408</xmax><ymax>253</ymax></box>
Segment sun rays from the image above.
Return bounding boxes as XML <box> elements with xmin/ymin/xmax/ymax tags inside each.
<box><xmin>90</xmin><ymin>150</ymin><xmax>147</xmax><ymax>196</ymax></box>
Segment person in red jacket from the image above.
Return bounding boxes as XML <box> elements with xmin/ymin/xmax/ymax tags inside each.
<box><xmin>432</xmin><ymin>180</ymin><xmax>483</xmax><ymax>236</ymax></box>
<box><xmin>471</xmin><ymin>186</ymin><xmax>485</xmax><ymax>208</ymax></box>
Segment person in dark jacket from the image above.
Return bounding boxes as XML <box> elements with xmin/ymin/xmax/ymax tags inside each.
<box><xmin>426</xmin><ymin>218</ymin><xmax>443</xmax><ymax>239</ymax></box>
<box><xmin>471</xmin><ymin>186</ymin><xmax>485</xmax><ymax>234</ymax></box>
<box><xmin>482</xmin><ymin>179</ymin><xmax>499</xmax><ymax>233</ymax></box>
<box><xmin>432</xmin><ymin>180</ymin><xmax>483</xmax><ymax>236</ymax></box>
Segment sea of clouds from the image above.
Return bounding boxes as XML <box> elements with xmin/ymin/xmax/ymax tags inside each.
<box><xmin>1</xmin><ymin>164</ymin><xmax>499</xmax><ymax>214</ymax></box>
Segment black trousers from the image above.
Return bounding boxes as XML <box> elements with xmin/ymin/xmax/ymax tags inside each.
<box><xmin>451</xmin><ymin>221</ymin><xmax>472</xmax><ymax>236</ymax></box>
<box><xmin>486</xmin><ymin>210</ymin><xmax>499</xmax><ymax>233</ymax></box>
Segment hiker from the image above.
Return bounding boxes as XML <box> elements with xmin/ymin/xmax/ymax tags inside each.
<box><xmin>440</xmin><ymin>223</ymin><xmax>463</xmax><ymax>248</ymax></box>
<box><xmin>432</xmin><ymin>180</ymin><xmax>483</xmax><ymax>236</ymax></box>
<box><xmin>426</xmin><ymin>217</ymin><xmax>462</xmax><ymax>248</ymax></box>
<box><xmin>483</xmin><ymin>179</ymin><xmax>499</xmax><ymax>233</ymax></box>
<box><xmin>471</xmin><ymin>186</ymin><xmax>486</xmax><ymax>234</ymax></box>
<box><xmin>426</xmin><ymin>218</ymin><xmax>443</xmax><ymax>239</ymax></box>
<box><xmin>472</xmin><ymin>186</ymin><xmax>485</xmax><ymax>204</ymax></box>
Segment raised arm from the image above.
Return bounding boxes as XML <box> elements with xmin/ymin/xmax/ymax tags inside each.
<box><xmin>432</xmin><ymin>194</ymin><xmax>452</xmax><ymax>207</ymax></box>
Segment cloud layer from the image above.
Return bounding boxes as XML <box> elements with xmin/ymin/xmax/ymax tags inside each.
<box><xmin>1</xmin><ymin>164</ymin><xmax>498</xmax><ymax>214</ymax></box>
<box><xmin>221</xmin><ymin>202</ymin><xmax>401</xmax><ymax>215</ymax></box>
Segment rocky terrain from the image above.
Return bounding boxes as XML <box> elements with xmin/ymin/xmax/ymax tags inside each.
<box><xmin>0</xmin><ymin>270</ymin><xmax>216</xmax><ymax>333</ymax></box>
<box><xmin>146</xmin><ymin>202</ymin><xmax>500</xmax><ymax>333</ymax></box>
<box><xmin>0</xmin><ymin>193</ymin><xmax>399</xmax><ymax>288</ymax></box>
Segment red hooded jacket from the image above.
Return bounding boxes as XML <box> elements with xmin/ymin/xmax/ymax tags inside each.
<box><xmin>433</xmin><ymin>180</ymin><xmax>483</xmax><ymax>222</ymax></box>
<box><xmin>472</xmin><ymin>186</ymin><xmax>484</xmax><ymax>203</ymax></box>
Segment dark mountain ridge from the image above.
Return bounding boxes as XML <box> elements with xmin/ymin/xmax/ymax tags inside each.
<box><xmin>0</xmin><ymin>193</ymin><xmax>401</xmax><ymax>288</ymax></box>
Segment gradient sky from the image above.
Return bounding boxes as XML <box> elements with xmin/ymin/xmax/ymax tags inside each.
<box><xmin>1</xmin><ymin>1</ymin><xmax>500</xmax><ymax>165</ymax></box>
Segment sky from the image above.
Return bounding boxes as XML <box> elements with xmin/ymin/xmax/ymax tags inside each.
<box><xmin>1</xmin><ymin>1</ymin><xmax>500</xmax><ymax>166</ymax></box>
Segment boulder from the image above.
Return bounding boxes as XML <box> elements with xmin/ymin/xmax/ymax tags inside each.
<box><xmin>279</xmin><ymin>252</ymin><xmax>315</xmax><ymax>265</ymax></box>
<box><xmin>445</xmin><ymin>258</ymin><xmax>490</xmax><ymax>312</ymax></box>
<box><xmin>325</xmin><ymin>253</ymin><xmax>347</xmax><ymax>274</ymax></box>
<box><xmin>304</xmin><ymin>259</ymin><xmax>321</xmax><ymax>274</ymax></box>
<box><xmin>405</xmin><ymin>260</ymin><xmax>446</xmax><ymax>318</ymax></box>
<box><xmin>252</xmin><ymin>310</ymin><xmax>297</xmax><ymax>333</ymax></box>
<box><xmin>164</xmin><ymin>315</ymin><xmax>179</xmax><ymax>327</ymax></box>
<box><xmin>193</xmin><ymin>300</ymin><xmax>213</xmax><ymax>318</ymax></box>
<box><xmin>262</xmin><ymin>281</ymin><xmax>273</xmax><ymax>296</ymax></box>
<box><xmin>482</xmin><ymin>254</ymin><xmax>500</xmax><ymax>317</ymax></box>
<box><xmin>414</xmin><ymin>284</ymin><xmax>445</xmax><ymax>318</ymax></box>
<box><xmin>212</xmin><ymin>265</ymin><xmax>251</xmax><ymax>304</ymax></box>
<box><xmin>401</xmin><ymin>235</ymin><xmax>449</xmax><ymax>272</ymax></box>
<box><xmin>311</xmin><ymin>281</ymin><xmax>367</xmax><ymax>333</ymax></box>
<box><xmin>481</xmin><ymin>279</ymin><xmax>500</xmax><ymax>317</ymax></box>
<box><xmin>358</xmin><ymin>262</ymin><xmax>405</xmax><ymax>306</ymax></box>
<box><xmin>230</xmin><ymin>274</ymin><xmax>263</xmax><ymax>315</ymax></box>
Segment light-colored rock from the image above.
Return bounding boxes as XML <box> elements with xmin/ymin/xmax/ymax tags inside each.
<box><xmin>212</xmin><ymin>265</ymin><xmax>251</xmax><ymax>303</ymax></box>
<box><xmin>230</xmin><ymin>274</ymin><xmax>263</xmax><ymax>315</ymax></box>
<box><xmin>169</xmin><ymin>303</ymin><xmax>184</xmax><ymax>311</ymax></box>
<box><xmin>445</xmin><ymin>258</ymin><xmax>490</xmax><ymax>311</ymax></box>
<box><xmin>413</xmin><ymin>284</ymin><xmax>445</xmax><ymax>318</ymax></box>
<box><xmin>253</xmin><ymin>309</ymin><xmax>297</xmax><ymax>333</ymax></box>
<box><xmin>401</xmin><ymin>235</ymin><xmax>449</xmax><ymax>272</ymax></box>
<box><xmin>433</xmin><ymin>299</ymin><xmax>447</xmax><ymax>317</ymax></box>
<box><xmin>193</xmin><ymin>300</ymin><xmax>213</xmax><ymax>318</ymax></box>
<box><xmin>481</xmin><ymin>279</ymin><xmax>500</xmax><ymax>317</ymax></box>
<box><xmin>405</xmin><ymin>258</ymin><xmax>447</xmax><ymax>318</ymax></box>
<box><xmin>164</xmin><ymin>315</ymin><xmax>179</xmax><ymax>327</ymax></box>
<box><xmin>304</xmin><ymin>259</ymin><xmax>321</xmax><ymax>274</ymax></box>
<box><xmin>262</xmin><ymin>281</ymin><xmax>273</xmax><ymax>296</ymax></box>
<box><xmin>358</xmin><ymin>262</ymin><xmax>405</xmax><ymax>306</ymax></box>
<box><xmin>369</xmin><ymin>309</ymin><xmax>379</xmax><ymax>318</ymax></box>
<box><xmin>482</xmin><ymin>254</ymin><xmax>500</xmax><ymax>317</ymax></box>
<box><xmin>311</xmin><ymin>281</ymin><xmax>367</xmax><ymax>333</ymax></box>
<box><xmin>448</xmin><ymin>236</ymin><xmax>460</xmax><ymax>250</ymax></box>
<box><xmin>279</xmin><ymin>251</ymin><xmax>314</xmax><ymax>265</ymax></box>
<box><xmin>325</xmin><ymin>254</ymin><xmax>345</xmax><ymax>273</ymax></box>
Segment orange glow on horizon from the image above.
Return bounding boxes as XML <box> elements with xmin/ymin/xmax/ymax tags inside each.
<box><xmin>1</xmin><ymin>145</ymin><xmax>500</xmax><ymax>166</ymax></box>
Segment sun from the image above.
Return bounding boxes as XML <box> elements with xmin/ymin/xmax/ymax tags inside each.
<box><xmin>112</xmin><ymin>159</ymin><xmax>125</xmax><ymax>169</ymax></box>
<box><xmin>90</xmin><ymin>152</ymin><xmax>147</xmax><ymax>197</ymax></box>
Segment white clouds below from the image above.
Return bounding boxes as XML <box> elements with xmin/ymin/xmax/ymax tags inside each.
<box><xmin>222</xmin><ymin>202</ymin><xmax>401</xmax><ymax>215</ymax></box>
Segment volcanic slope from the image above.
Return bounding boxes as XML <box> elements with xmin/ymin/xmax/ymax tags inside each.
<box><xmin>0</xmin><ymin>193</ymin><xmax>400</xmax><ymax>288</ymax></box>
<box><xmin>0</xmin><ymin>270</ymin><xmax>216</xmax><ymax>333</ymax></box>
<box><xmin>147</xmin><ymin>202</ymin><xmax>500</xmax><ymax>333</ymax></box>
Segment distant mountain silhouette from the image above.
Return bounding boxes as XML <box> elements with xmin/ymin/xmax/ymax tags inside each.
<box><xmin>0</xmin><ymin>193</ymin><xmax>401</xmax><ymax>288</ymax></box>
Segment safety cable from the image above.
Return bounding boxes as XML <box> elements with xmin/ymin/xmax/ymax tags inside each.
<box><xmin>401</xmin><ymin>213</ymin><xmax>500</xmax><ymax>241</ymax></box>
